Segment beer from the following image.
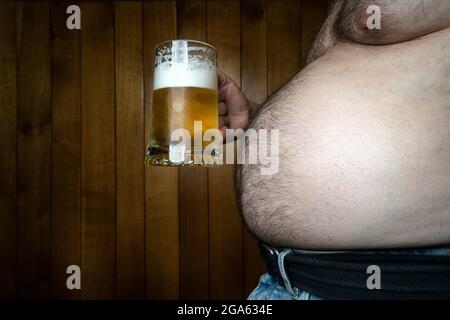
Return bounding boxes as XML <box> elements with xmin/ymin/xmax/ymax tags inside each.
<box><xmin>146</xmin><ymin>40</ymin><xmax>220</xmax><ymax>166</ymax></box>
<box><xmin>150</xmin><ymin>86</ymin><xmax>218</xmax><ymax>147</ymax></box>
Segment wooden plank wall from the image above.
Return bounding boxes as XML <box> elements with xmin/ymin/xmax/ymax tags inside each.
<box><xmin>0</xmin><ymin>0</ymin><xmax>328</xmax><ymax>299</ymax></box>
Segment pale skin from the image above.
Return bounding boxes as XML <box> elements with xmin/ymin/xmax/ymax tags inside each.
<box><xmin>219</xmin><ymin>0</ymin><xmax>450</xmax><ymax>250</ymax></box>
<box><xmin>217</xmin><ymin>70</ymin><xmax>259</xmax><ymax>135</ymax></box>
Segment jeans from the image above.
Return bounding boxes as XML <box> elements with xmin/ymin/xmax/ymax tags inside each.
<box><xmin>248</xmin><ymin>246</ymin><xmax>450</xmax><ymax>300</ymax></box>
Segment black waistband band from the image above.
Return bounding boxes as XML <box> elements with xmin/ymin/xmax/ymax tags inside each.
<box><xmin>260</xmin><ymin>244</ymin><xmax>450</xmax><ymax>299</ymax></box>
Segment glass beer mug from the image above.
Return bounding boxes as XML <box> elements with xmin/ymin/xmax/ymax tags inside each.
<box><xmin>145</xmin><ymin>40</ymin><xmax>221</xmax><ymax>166</ymax></box>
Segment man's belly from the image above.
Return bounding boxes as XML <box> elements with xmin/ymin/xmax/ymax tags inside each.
<box><xmin>239</xmin><ymin>28</ymin><xmax>450</xmax><ymax>250</ymax></box>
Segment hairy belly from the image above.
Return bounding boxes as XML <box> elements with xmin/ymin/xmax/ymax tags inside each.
<box><xmin>239</xmin><ymin>28</ymin><xmax>450</xmax><ymax>250</ymax></box>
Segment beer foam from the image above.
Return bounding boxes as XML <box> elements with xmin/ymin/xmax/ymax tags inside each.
<box><xmin>154</xmin><ymin>61</ymin><xmax>217</xmax><ymax>90</ymax></box>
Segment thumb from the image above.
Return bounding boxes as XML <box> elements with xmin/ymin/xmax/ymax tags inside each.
<box><xmin>217</xmin><ymin>69</ymin><xmax>229</xmax><ymax>87</ymax></box>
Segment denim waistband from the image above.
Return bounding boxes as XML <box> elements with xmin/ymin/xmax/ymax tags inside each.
<box><xmin>289</xmin><ymin>246</ymin><xmax>450</xmax><ymax>257</ymax></box>
<box><xmin>261</xmin><ymin>244</ymin><xmax>450</xmax><ymax>299</ymax></box>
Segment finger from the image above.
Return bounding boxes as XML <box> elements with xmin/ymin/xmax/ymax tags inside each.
<box><xmin>228</xmin><ymin>113</ymin><xmax>249</xmax><ymax>130</ymax></box>
<box><xmin>220</xmin><ymin>126</ymin><xmax>228</xmax><ymax>141</ymax></box>
<box><xmin>218</xmin><ymin>73</ymin><xmax>230</xmax><ymax>103</ymax></box>
<box><xmin>218</xmin><ymin>86</ymin><xmax>227</xmax><ymax>103</ymax></box>
<box><xmin>217</xmin><ymin>69</ymin><xmax>227</xmax><ymax>87</ymax></box>
<box><xmin>219</xmin><ymin>116</ymin><xmax>227</xmax><ymax>128</ymax></box>
<box><xmin>218</xmin><ymin>102</ymin><xmax>227</xmax><ymax>116</ymax></box>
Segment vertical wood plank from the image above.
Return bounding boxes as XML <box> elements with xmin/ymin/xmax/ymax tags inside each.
<box><xmin>143</xmin><ymin>0</ymin><xmax>180</xmax><ymax>299</ymax></box>
<box><xmin>115</xmin><ymin>0</ymin><xmax>145</xmax><ymax>299</ymax></box>
<box><xmin>241</xmin><ymin>0</ymin><xmax>268</xmax><ymax>297</ymax></box>
<box><xmin>241</xmin><ymin>0</ymin><xmax>267</xmax><ymax>106</ymax></box>
<box><xmin>177</xmin><ymin>0</ymin><xmax>205</xmax><ymax>38</ymax></box>
<box><xmin>50</xmin><ymin>1</ymin><xmax>81</xmax><ymax>299</ymax></box>
<box><xmin>0</xmin><ymin>1</ymin><xmax>17</xmax><ymax>300</ymax></box>
<box><xmin>177</xmin><ymin>0</ymin><xmax>210</xmax><ymax>300</ymax></box>
<box><xmin>81</xmin><ymin>1</ymin><xmax>116</xmax><ymax>299</ymax></box>
<box><xmin>301</xmin><ymin>0</ymin><xmax>329</xmax><ymax>65</ymax></box>
<box><xmin>16</xmin><ymin>1</ymin><xmax>52</xmax><ymax>299</ymax></box>
<box><xmin>267</xmin><ymin>0</ymin><xmax>302</xmax><ymax>93</ymax></box>
<box><xmin>207</xmin><ymin>0</ymin><xmax>244</xmax><ymax>299</ymax></box>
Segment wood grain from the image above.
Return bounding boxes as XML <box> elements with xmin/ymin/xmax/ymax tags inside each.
<box><xmin>241</xmin><ymin>0</ymin><xmax>268</xmax><ymax>106</ymax></box>
<box><xmin>16</xmin><ymin>1</ymin><xmax>52</xmax><ymax>299</ymax></box>
<box><xmin>143</xmin><ymin>0</ymin><xmax>180</xmax><ymax>299</ymax></box>
<box><xmin>267</xmin><ymin>0</ymin><xmax>302</xmax><ymax>93</ymax></box>
<box><xmin>301</xmin><ymin>0</ymin><xmax>329</xmax><ymax>65</ymax></box>
<box><xmin>0</xmin><ymin>1</ymin><xmax>17</xmax><ymax>300</ymax></box>
<box><xmin>50</xmin><ymin>1</ymin><xmax>81</xmax><ymax>299</ymax></box>
<box><xmin>115</xmin><ymin>1</ymin><xmax>145</xmax><ymax>299</ymax></box>
<box><xmin>177</xmin><ymin>0</ymin><xmax>210</xmax><ymax>300</ymax></box>
<box><xmin>0</xmin><ymin>0</ymin><xmax>330</xmax><ymax>299</ymax></box>
<box><xmin>81</xmin><ymin>1</ymin><xmax>116</xmax><ymax>299</ymax></box>
<box><xmin>207</xmin><ymin>0</ymin><xmax>244</xmax><ymax>299</ymax></box>
<box><xmin>241</xmin><ymin>0</ymin><xmax>268</xmax><ymax>296</ymax></box>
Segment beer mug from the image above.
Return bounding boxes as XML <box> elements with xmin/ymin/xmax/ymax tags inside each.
<box><xmin>145</xmin><ymin>40</ymin><xmax>221</xmax><ymax>166</ymax></box>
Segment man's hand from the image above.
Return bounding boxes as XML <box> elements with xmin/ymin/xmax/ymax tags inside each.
<box><xmin>218</xmin><ymin>71</ymin><xmax>255</xmax><ymax>140</ymax></box>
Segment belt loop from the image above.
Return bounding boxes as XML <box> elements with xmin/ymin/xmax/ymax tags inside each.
<box><xmin>278</xmin><ymin>249</ymin><xmax>299</xmax><ymax>298</ymax></box>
